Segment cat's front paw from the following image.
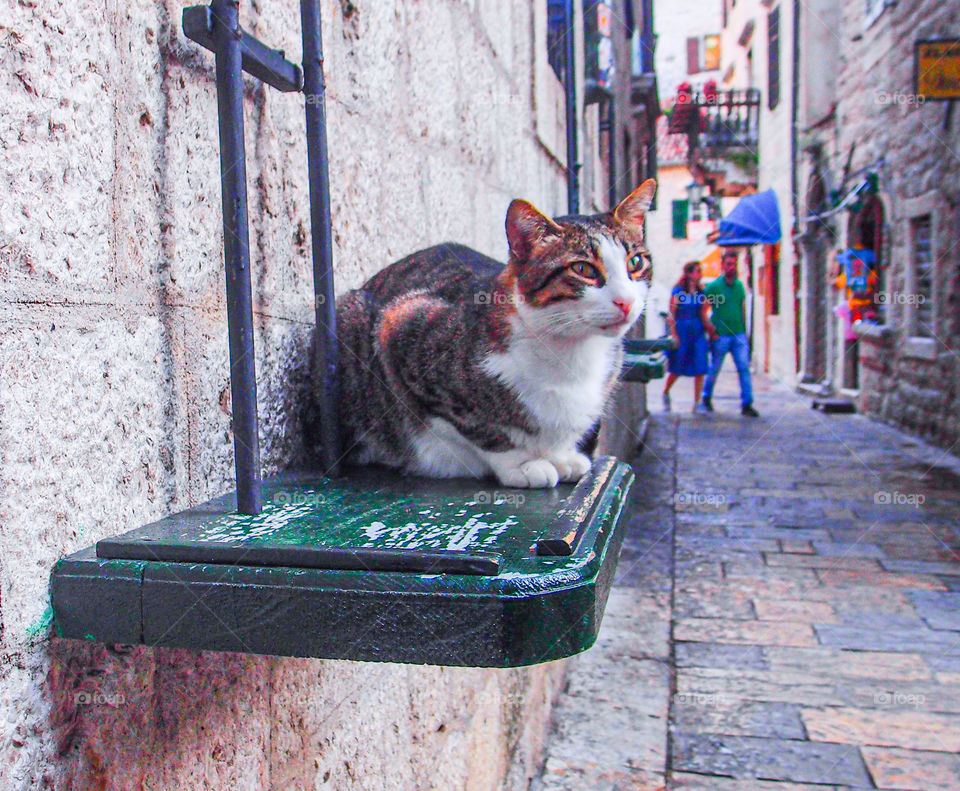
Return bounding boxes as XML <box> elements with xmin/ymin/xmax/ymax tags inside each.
<box><xmin>547</xmin><ymin>451</ymin><xmax>592</xmax><ymax>482</ymax></box>
<box><xmin>497</xmin><ymin>459</ymin><xmax>560</xmax><ymax>488</ymax></box>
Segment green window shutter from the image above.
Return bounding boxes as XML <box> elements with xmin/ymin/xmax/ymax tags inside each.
<box><xmin>672</xmin><ymin>200</ymin><xmax>689</xmax><ymax>239</ymax></box>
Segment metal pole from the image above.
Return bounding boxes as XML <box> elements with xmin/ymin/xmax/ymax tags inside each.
<box><xmin>300</xmin><ymin>0</ymin><xmax>341</xmax><ymax>475</ymax></box>
<box><xmin>211</xmin><ymin>0</ymin><xmax>262</xmax><ymax>514</ymax></box>
<box><xmin>606</xmin><ymin>99</ymin><xmax>616</xmax><ymax>209</ymax></box>
<box><xmin>563</xmin><ymin>0</ymin><xmax>579</xmax><ymax>214</ymax></box>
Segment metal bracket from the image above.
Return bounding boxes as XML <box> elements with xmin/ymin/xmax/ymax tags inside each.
<box><xmin>183</xmin><ymin>5</ymin><xmax>303</xmax><ymax>93</ymax></box>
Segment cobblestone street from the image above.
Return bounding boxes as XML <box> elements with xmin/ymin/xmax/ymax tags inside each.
<box><xmin>535</xmin><ymin>371</ymin><xmax>960</xmax><ymax>791</ymax></box>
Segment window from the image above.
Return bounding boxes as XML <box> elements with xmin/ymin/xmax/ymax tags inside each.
<box><xmin>672</xmin><ymin>200</ymin><xmax>689</xmax><ymax>239</ymax></box>
<box><xmin>704</xmin><ymin>35</ymin><xmax>721</xmax><ymax>71</ymax></box>
<box><xmin>912</xmin><ymin>216</ymin><xmax>935</xmax><ymax>338</ymax></box>
<box><xmin>584</xmin><ymin>1</ymin><xmax>614</xmax><ymax>98</ymax></box>
<box><xmin>547</xmin><ymin>0</ymin><xmax>568</xmax><ymax>83</ymax></box>
<box><xmin>768</xmin><ymin>6</ymin><xmax>780</xmax><ymax>110</ymax></box>
<box><xmin>686</xmin><ymin>35</ymin><xmax>722</xmax><ymax>75</ymax></box>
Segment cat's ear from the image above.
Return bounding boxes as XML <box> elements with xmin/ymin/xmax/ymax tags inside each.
<box><xmin>613</xmin><ymin>179</ymin><xmax>657</xmax><ymax>228</ymax></box>
<box><xmin>506</xmin><ymin>199</ymin><xmax>562</xmax><ymax>262</ymax></box>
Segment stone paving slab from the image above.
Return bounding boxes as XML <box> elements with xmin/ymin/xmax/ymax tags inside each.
<box><xmin>815</xmin><ymin>569</ymin><xmax>947</xmax><ymax>590</ymax></box>
<box><xmin>761</xmin><ymin>647</ymin><xmax>932</xmax><ymax>681</ymax></box>
<box><xmin>534</xmin><ymin>372</ymin><xmax>960</xmax><ymax>790</ymax></box>
<box><xmin>840</xmin><ymin>679</ymin><xmax>960</xmax><ymax>714</ymax></box>
<box><xmin>802</xmin><ymin>707</ymin><xmax>960</xmax><ymax>752</ymax></box>
<box><xmin>671</xmin><ymin>774</ymin><xmax>853</xmax><ymax>791</ymax></box>
<box><xmin>815</xmin><ymin>624</ymin><xmax>960</xmax><ymax>654</ymax></box>
<box><xmin>670</xmin><ymin>732</ymin><xmax>874</xmax><ymax>787</ymax></box>
<box><xmin>675</xmin><ymin>643</ymin><xmax>767</xmax><ymax>670</ymax></box>
<box><xmin>810</xmin><ymin>540</ymin><xmax>885</xmax><ymax>558</ymax></box>
<box><xmin>673</xmin><ymin>590</ymin><xmax>755</xmax><ymax>620</ymax></box>
<box><xmin>674</xmin><ymin>618</ymin><xmax>817</xmax><ymax>647</ymax></box>
<box><xmin>881</xmin><ymin>559</ymin><xmax>960</xmax><ymax>576</ymax></box>
<box><xmin>753</xmin><ymin>598</ymin><xmax>838</xmax><ymax>623</ymax></box>
<box><xmin>861</xmin><ymin>746</ymin><xmax>960</xmax><ymax>791</ymax></box>
<box><xmin>538</xmin><ymin>760</ymin><xmax>665</xmax><ymax>791</ymax></box>
<box><xmin>675</xmin><ymin>666</ymin><xmax>843</xmax><ymax>706</ymax></box>
<box><xmin>764</xmin><ymin>554</ymin><xmax>882</xmax><ymax>572</ymax></box>
<box><xmin>670</xmin><ymin>698</ymin><xmax>804</xmax><ymax>739</ymax></box>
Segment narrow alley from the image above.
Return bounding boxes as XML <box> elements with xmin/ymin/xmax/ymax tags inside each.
<box><xmin>536</xmin><ymin>370</ymin><xmax>960</xmax><ymax>791</ymax></box>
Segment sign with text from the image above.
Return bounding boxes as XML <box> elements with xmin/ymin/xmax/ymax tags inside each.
<box><xmin>915</xmin><ymin>39</ymin><xmax>960</xmax><ymax>101</ymax></box>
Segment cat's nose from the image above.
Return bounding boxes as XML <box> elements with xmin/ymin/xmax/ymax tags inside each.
<box><xmin>612</xmin><ymin>297</ymin><xmax>633</xmax><ymax>318</ymax></box>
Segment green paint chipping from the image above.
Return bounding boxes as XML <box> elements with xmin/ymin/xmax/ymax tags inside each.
<box><xmin>51</xmin><ymin>459</ymin><xmax>637</xmax><ymax>666</ymax></box>
<box><xmin>98</xmin><ymin>467</ymin><xmax>609</xmax><ymax>578</ymax></box>
<box><xmin>26</xmin><ymin>605</ymin><xmax>54</xmax><ymax>638</ymax></box>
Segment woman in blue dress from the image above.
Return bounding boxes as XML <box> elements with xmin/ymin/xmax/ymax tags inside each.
<box><xmin>663</xmin><ymin>261</ymin><xmax>718</xmax><ymax>412</ymax></box>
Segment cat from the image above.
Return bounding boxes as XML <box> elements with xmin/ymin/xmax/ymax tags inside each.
<box><xmin>332</xmin><ymin>179</ymin><xmax>656</xmax><ymax>489</ymax></box>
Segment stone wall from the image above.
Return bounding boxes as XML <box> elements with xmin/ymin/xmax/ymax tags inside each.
<box><xmin>829</xmin><ymin>2</ymin><xmax>960</xmax><ymax>450</ymax></box>
<box><xmin>0</xmin><ymin>1</ymin><xmax>636</xmax><ymax>788</ymax></box>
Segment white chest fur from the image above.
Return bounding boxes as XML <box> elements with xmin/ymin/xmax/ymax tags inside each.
<box><xmin>482</xmin><ymin>331</ymin><xmax>617</xmax><ymax>451</ymax></box>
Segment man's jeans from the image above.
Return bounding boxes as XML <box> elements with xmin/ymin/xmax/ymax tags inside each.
<box><xmin>703</xmin><ymin>333</ymin><xmax>753</xmax><ymax>408</ymax></box>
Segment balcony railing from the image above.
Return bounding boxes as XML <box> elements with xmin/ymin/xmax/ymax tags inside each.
<box><xmin>667</xmin><ymin>87</ymin><xmax>760</xmax><ymax>161</ymax></box>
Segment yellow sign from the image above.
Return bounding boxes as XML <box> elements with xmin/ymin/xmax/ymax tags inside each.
<box><xmin>916</xmin><ymin>39</ymin><xmax>960</xmax><ymax>101</ymax></box>
<box><xmin>699</xmin><ymin>248</ymin><xmax>722</xmax><ymax>279</ymax></box>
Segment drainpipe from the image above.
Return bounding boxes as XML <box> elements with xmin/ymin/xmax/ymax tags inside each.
<box><xmin>564</xmin><ymin>0</ymin><xmax>580</xmax><ymax>214</ymax></box>
<box><xmin>791</xmin><ymin>0</ymin><xmax>800</xmax><ymax>230</ymax></box>
<box><xmin>640</xmin><ymin>0</ymin><xmax>655</xmax><ymax>74</ymax></box>
<box><xmin>791</xmin><ymin>0</ymin><xmax>801</xmax><ymax>375</ymax></box>
<box><xmin>604</xmin><ymin>100</ymin><xmax>616</xmax><ymax>208</ymax></box>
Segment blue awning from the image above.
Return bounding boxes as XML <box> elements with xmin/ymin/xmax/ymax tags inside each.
<box><xmin>716</xmin><ymin>189</ymin><xmax>782</xmax><ymax>246</ymax></box>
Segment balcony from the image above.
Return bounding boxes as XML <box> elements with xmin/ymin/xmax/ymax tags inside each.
<box><xmin>667</xmin><ymin>86</ymin><xmax>760</xmax><ymax>165</ymax></box>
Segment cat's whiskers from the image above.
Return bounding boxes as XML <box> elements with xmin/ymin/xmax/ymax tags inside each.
<box><xmin>337</xmin><ymin>178</ymin><xmax>657</xmax><ymax>487</ymax></box>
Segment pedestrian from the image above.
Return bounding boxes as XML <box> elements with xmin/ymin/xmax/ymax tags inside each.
<box><xmin>701</xmin><ymin>248</ymin><xmax>760</xmax><ymax>417</ymax></box>
<box><xmin>662</xmin><ymin>261</ymin><xmax>717</xmax><ymax>413</ymax></box>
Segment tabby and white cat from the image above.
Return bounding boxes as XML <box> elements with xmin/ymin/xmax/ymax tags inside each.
<box><xmin>333</xmin><ymin>179</ymin><xmax>656</xmax><ymax>488</ymax></box>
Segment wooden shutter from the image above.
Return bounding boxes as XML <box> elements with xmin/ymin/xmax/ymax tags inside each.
<box><xmin>686</xmin><ymin>37</ymin><xmax>700</xmax><ymax>74</ymax></box>
<box><xmin>768</xmin><ymin>7</ymin><xmax>780</xmax><ymax>110</ymax></box>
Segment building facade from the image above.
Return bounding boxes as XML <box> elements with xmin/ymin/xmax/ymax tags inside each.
<box><xmin>715</xmin><ymin>0</ymin><xmax>801</xmax><ymax>381</ymax></box>
<box><xmin>796</xmin><ymin>1</ymin><xmax>960</xmax><ymax>450</ymax></box>
<box><xmin>0</xmin><ymin>1</ymin><xmax>656</xmax><ymax>788</ymax></box>
<box><xmin>645</xmin><ymin>0</ymin><xmax>724</xmax><ymax>337</ymax></box>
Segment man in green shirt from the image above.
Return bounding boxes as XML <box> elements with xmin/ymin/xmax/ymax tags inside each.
<box><xmin>702</xmin><ymin>249</ymin><xmax>759</xmax><ymax>416</ymax></box>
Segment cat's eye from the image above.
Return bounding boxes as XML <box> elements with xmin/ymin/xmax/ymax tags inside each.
<box><xmin>628</xmin><ymin>254</ymin><xmax>652</xmax><ymax>280</ymax></box>
<box><xmin>569</xmin><ymin>261</ymin><xmax>601</xmax><ymax>280</ymax></box>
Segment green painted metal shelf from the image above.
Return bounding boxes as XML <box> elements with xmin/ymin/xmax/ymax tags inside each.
<box><xmin>621</xmin><ymin>337</ymin><xmax>671</xmax><ymax>383</ymax></box>
<box><xmin>51</xmin><ymin>457</ymin><xmax>634</xmax><ymax>667</ymax></box>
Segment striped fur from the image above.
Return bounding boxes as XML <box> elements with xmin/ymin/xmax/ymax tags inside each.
<box><xmin>323</xmin><ymin>180</ymin><xmax>657</xmax><ymax>488</ymax></box>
